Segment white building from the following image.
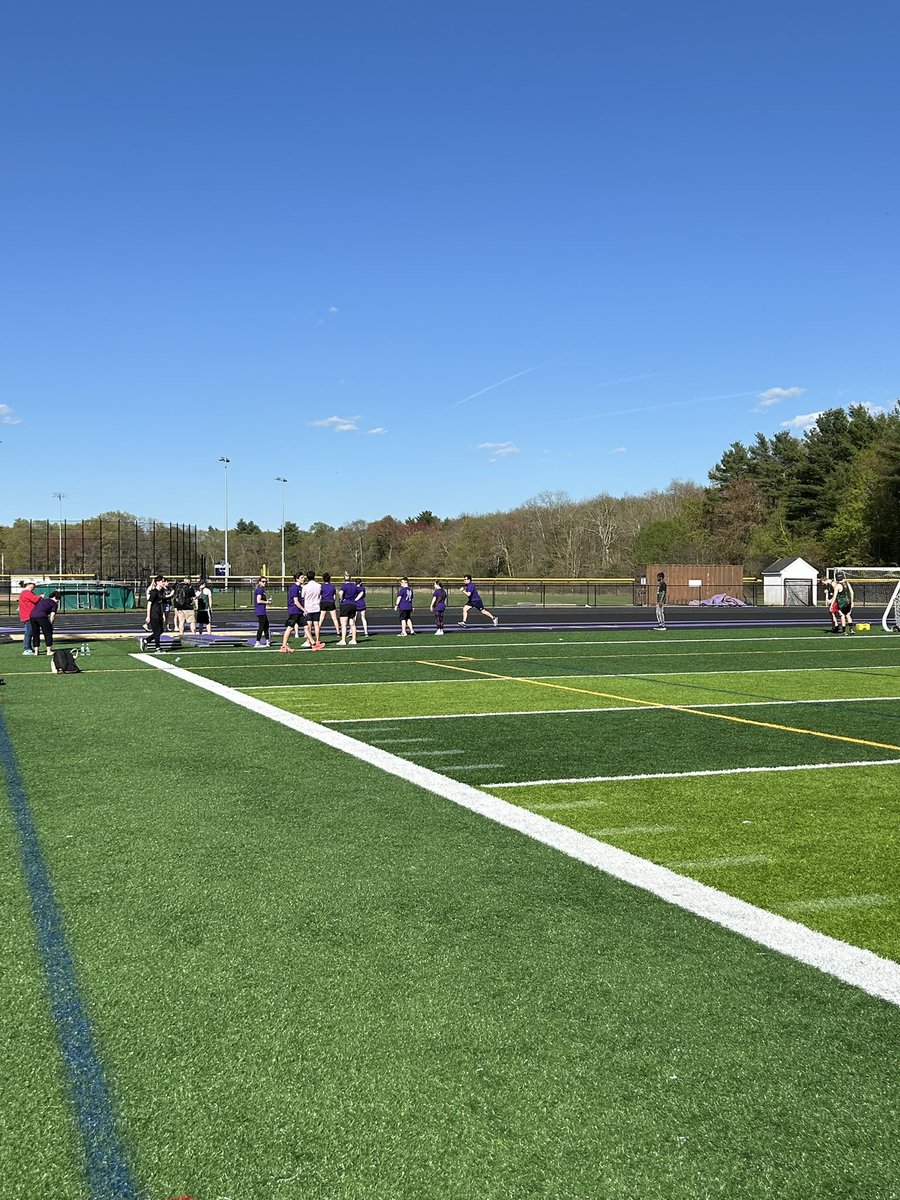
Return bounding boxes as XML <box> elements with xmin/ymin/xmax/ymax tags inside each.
<box><xmin>762</xmin><ymin>557</ymin><xmax>819</xmax><ymax>606</ymax></box>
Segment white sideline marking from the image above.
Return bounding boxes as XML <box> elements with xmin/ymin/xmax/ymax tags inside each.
<box><xmin>487</xmin><ymin>759</ymin><xmax>900</xmax><ymax>788</ymax></box>
<box><xmin>665</xmin><ymin>854</ymin><xmax>772</xmax><ymax>870</ymax></box>
<box><xmin>779</xmin><ymin>895</ymin><xmax>896</xmax><ymax>913</ymax></box>
<box><xmin>244</xmin><ymin>664</ymin><xmax>900</xmax><ymax>693</ymax></box>
<box><xmin>409</xmin><ymin>749</ymin><xmax>466</xmax><ymax>757</ymax></box>
<box><xmin>327</xmin><ymin>695</ymin><xmax>900</xmax><ymax>723</ymax></box>
<box><xmin>591</xmin><ymin>825</ymin><xmax>680</xmax><ymax>837</ymax></box>
<box><xmin>135</xmin><ymin>653</ymin><xmax>900</xmax><ymax>1008</ymax></box>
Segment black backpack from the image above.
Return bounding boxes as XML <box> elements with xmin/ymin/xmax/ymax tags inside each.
<box><xmin>51</xmin><ymin>648</ymin><xmax>81</xmax><ymax>674</ymax></box>
<box><xmin>174</xmin><ymin>583</ymin><xmax>193</xmax><ymax>608</ymax></box>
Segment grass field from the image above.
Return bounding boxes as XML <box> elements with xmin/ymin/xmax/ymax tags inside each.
<box><xmin>2</xmin><ymin>625</ymin><xmax>899</xmax><ymax>1199</ymax></box>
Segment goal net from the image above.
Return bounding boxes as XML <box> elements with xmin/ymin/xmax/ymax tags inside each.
<box><xmin>825</xmin><ymin>567</ymin><xmax>900</xmax><ymax>632</ymax></box>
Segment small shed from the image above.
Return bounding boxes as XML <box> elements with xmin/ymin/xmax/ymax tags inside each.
<box><xmin>762</xmin><ymin>557</ymin><xmax>819</xmax><ymax>606</ymax></box>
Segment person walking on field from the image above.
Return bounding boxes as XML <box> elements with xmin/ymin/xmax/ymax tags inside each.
<box><xmin>253</xmin><ymin>577</ymin><xmax>271</xmax><ymax>647</ymax></box>
<box><xmin>141</xmin><ymin>577</ymin><xmax>169</xmax><ymax>652</ymax></box>
<box><xmin>280</xmin><ymin>572</ymin><xmax>306</xmax><ymax>653</ymax></box>
<box><xmin>430</xmin><ymin>580</ymin><xmax>447</xmax><ymax>635</ymax></box>
<box><xmin>18</xmin><ymin>581</ymin><xmax>41</xmax><ymax>654</ymax></box>
<box><xmin>173</xmin><ymin>576</ymin><xmax>196</xmax><ymax>636</ymax></box>
<box><xmin>458</xmin><ymin>576</ymin><xmax>498</xmax><ymax>627</ymax></box>
<box><xmin>396</xmin><ymin>577</ymin><xmax>415</xmax><ymax>636</ymax></box>
<box><xmin>654</xmin><ymin>572</ymin><xmax>667</xmax><ymax>630</ymax></box>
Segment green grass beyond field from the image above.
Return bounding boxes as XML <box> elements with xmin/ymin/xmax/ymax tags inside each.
<box><xmin>1</xmin><ymin>625</ymin><xmax>899</xmax><ymax>1199</ymax></box>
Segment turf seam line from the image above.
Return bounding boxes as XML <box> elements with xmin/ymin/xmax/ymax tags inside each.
<box><xmin>0</xmin><ymin>709</ymin><xmax>138</xmax><ymax>1199</ymax></box>
<box><xmin>135</xmin><ymin>653</ymin><xmax>900</xmax><ymax>1008</ymax></box>
<box><xmin>491</xmin><ymin>758</ymin><xmax>900</xmax><ymax>787</ymax></box>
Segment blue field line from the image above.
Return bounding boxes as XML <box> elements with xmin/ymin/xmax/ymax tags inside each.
<box><xmin>0</xmin><ymin>711</ymin><xmax>138</xmax><ymax>1200</ymax></box>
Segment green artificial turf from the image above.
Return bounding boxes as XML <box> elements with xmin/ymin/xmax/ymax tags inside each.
<box><xmin>3</xmin><ymin>635</ymin><xmax>900</xmax><ymax>1199</ymax></box>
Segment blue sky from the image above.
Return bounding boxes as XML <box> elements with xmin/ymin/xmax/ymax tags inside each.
<box><xmin>2</xmin><ymin>1</ymin><xmax>897</xmax><ymax>531</ymax></box>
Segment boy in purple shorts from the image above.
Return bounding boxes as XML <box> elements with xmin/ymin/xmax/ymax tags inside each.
<box><xmin>458</xmin><ymin>575</ymin><xmax>498</xmax><ymax>626</ymax></box>
<box><xmin>430</xmin><ymin>580</ymin><xmax>447</xmax><ymax>635</ymax></box>
<box><xmin>396</xmin><ymin>577</ymin><xmax>415</xmax><ymax>636</ymax></box>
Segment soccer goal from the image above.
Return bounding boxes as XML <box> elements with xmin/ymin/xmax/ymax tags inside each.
<box><xmin>826</xmin><ymin>566</ymin><xmax>900</xmax><ymax>632</ymax></box>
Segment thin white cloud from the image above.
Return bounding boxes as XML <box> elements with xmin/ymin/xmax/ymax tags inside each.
<box><xmin>781</xmin><ymin>411</ymin><xmax>822</xmax><ymax>432</ymax></box>
<box><xmin>367</xmin><ymin>427</ymin><xmax>387</xmax><ymax>435</ymax></box>
<box><xmin>610</xmin><ymin>446</ymin><xmax>627</xmax><ymax>454</ymax></box>
<box><xmin>0</xmin><ymin>404</ymin><xmax>22</xmax><ymax>425</ymax></box>
<box><xmin>309</xmin><ymin>415</ymin><xmax>361</xmax><ymax>433</ymax></box>
<box><xmin>476</xmin><ymin>441</ymin><xmax>520</xmax><ymax>463</ymax></box>
<box><xmin>756</xmin><ymin>386</ymin><xmax>805</xmax><ymax>408</ymax></box>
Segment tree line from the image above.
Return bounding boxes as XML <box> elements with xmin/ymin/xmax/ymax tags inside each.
<box><xmin>2</xmin><ymin>404</ymin><xmax>897</xmax><ymax>580</ymax></box>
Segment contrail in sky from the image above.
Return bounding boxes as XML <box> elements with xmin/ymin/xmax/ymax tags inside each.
<box><xmin>524</xmin><ymin>390</ymin><xmax>760</xmax><ymax>429</ymax></box>
<box><xmin>451</xmin><ymin>362</ymin><xmax>546</xmax><ymax>408</ymax></box>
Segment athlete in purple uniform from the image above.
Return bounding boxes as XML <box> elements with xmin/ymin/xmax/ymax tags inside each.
<box><xmin>253</xmin><ymin>577</ymin><xmax>271</xmax><ymax>647</ymax></box>
<box><xmin>458</xmin><ymin>575</ymin><xmax>498</xmax><ymax>626</ymax></box>
<box><xmin>354</xmin><ymin>578</ymin><xmax>369</xmax><ymax>638</ymax></box>
<box><xmin>430</xmin><ymin>580</ymin><xmax>447</xmax><ymax>635</ymax></box>
<box><xmin>320</xmin><ymin>573</ymin><xmax>340</xmax><ymax>638</ymax></box>
<box><xmin>396</xmin><ymin>578</ymin><xmax>415</xmax><ymax>636</ymax></box>
<box><xmin>338</xmin><ymin>576</ymin><xmax>359</xmax><ymax>647</ymax></box>
<box><xmin>280</xmin><ymin>573</ymin><xmax>305</xmax><ymax>653</ymax></box>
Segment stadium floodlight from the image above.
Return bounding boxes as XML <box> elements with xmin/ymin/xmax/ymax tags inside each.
<box><xmin>52</xmin><ymin>491</ymin><xmax>67</xmax><ymax>577</ymax></box>
<box><xmin>218</xmin><ymin>458</ymin><xmax>230</xmax><ymax>586</ymax></box>
<box><xmin>275</xmin><ymin>476</ymin><xmax>288</xmax><ymax>580</ymax></box>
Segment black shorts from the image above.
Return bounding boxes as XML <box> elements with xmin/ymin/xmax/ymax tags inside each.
<box><xmin>285</xmin><ymin>612</ymin><xmax>306</xmax><ymax>627</ymax></box>
<box><xmin>321</xmin><ymin>601</ymin><xmax>336</xmax><ymax>611</ymax></box>
<box><xmin>466</xmin><ymin>598</ymin><xmax>484</xmax><ymax>611</ymax></box>
<box><xmin>398</xmin><ymin>608</ymin><xmax>413</xmax><ymax>621</ymax></box>
<box><xmin>339</xmin><ymin>603</ymin><xmax>357</xmax><ymax>619</ymax></box>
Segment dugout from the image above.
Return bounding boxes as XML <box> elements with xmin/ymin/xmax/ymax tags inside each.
<box><xmin>762</xmin><ymin>557</ymin><xmax>818</xmax><ymax>606</ymax></box>
<box><xmin>633</xmin><ymin>564</ymin><xmax>745</xmax><ymax>605</ymax></box>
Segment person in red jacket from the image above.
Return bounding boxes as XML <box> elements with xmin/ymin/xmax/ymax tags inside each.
<box><xmin>18</xmin><ymin>581</ymin><xmax>40</xmax><ymax>655</ymax></box>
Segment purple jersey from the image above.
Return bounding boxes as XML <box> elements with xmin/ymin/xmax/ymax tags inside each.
<box><xmin>340</xmin><ymin>580</ymin><xmax>360</xmax><ymax>604</ymax></box>
<box><xmin>355</xmin><ymin>584</ymin><xmax>366</xmax><ymax>611</ymax></box>
<box><xmin>31</xmin><ymin>596</ymin><xmax>58</xmax><ymax>621</ymax></box>
<box><xmin>287</xmin><ymin>582</ymin><xmax>303</xmax><ymax>613</ymax></box>
<box><xmin>464</xmin><ymin>582</ymin><xmax>481</xmax><ymax>605</ymax></box>
<box><xmin>254</xmin><ymin>586</ymin><xmax>268</xmax><ymax>616</ymax></box>
<box><xmin>321</xmin><ymin>582</ymin><xmax>336</xmax><ymax>605</ymax></box>
<box><xmin>397</xmin><ymin>585</ymin><xmax>414</xmax><ymax>610</ymax></box>
<box><xmin>432</xmin><ymin>586</ymin><xmax>447</xmax><ymax>611</ymax></box>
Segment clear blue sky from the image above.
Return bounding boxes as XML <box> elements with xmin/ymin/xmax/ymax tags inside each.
<box><xmin>2</xmin><ymin>1</ymin><xmax>897</xmax><ymax>530</ymax></box>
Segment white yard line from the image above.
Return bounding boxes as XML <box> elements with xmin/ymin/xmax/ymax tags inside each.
<box><xmin>591</xmin><ymin>825</ymin><xmax>680</xmax><ymax>837</ymax></box>
<box><xmin>486</xmin><ymin>759</ymin><xmax>900</xmax><ymax>788</ymax></box>
<box><xmin>242</xmin><ymin>664</ymin><xmax>900</xmax><ymax>693</ymax></box>
<box><xmin>134</xmin><ymin>653</ymin><xmax>900</xmax><ymax>1008</ymax></box>
<box><xmin>327</xmin><ymin>694</ymin><xmax>900</xmax><ymax>723</ymax></box>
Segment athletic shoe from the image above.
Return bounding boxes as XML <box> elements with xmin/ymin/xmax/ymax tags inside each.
<box><xmin>493</xmin><ymin>617</ymin><xmax>499</xmax><ymax>626</ymax></box>
<box><xmin>398</xmin><ymin>632</ymin><xmax>407</xmax><ymax>637</ymax></box>
<box><xmin>337</xmin><ymin>640</ymin><xmax>347</xmax><ymax>646</ymax></box>
<box><xmin>350</xmin><ymin>640</ymin><xmax>358</xmax><ymax>646</ymax></box>
<box><xmin>409</xmin><ymin>630</ymin><xmax>416</xmax><ymax>635</ymax></box>
<box><xmin>23</xmin><ymin>649</ymin><xmax>34</xmax><ymax>655</ymax></box>
<box><xmin>457</xmin><ymin>621</ymin><xmax>467</xmax><ymax>627</ymax></box>
<box><xmin>313</xmin><ymin>642</ymin><xmax>326</xmax><ymax>651</ymax></box>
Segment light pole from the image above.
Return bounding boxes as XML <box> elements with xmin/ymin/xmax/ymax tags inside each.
<box><xmin>218</xmin><ymin>457</ymin><xmax>230</xmax><ymax>586</ymax></box>
<box><xmin>52</xmin><ymin>491</ymin><xmax>67</xmax><ymax>577</ymax></box>
<box><xmin>275</xmin><ymin>476</ymin><xmax>287</xmax><ymax>580</ymax></box>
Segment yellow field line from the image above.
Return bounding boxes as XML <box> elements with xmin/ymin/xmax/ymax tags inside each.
<box><xmin>416</xmin><ymin>660</ymin><xmax>900</xmax><ymax>754</ymax></box>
